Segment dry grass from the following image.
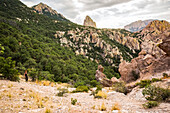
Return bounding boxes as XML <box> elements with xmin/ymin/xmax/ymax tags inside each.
<box><xmin>7</xmin><ymin>92</ymin><xmax>12</xmax><ymax>98</ymax></box>
<box><xmin>45</xmin><ymin>108</ymin><xmax>51</xmax><ymax>113</ymax></box>
<box><xmin>8</xmin><ymin>84</ymin><xmax>13</xmax><ymax>88</ymax></box>
<box><xmin>99</xmin><ymin>102</ymin><xmax>106</xmax><ymax>111</ymax></box>
<box><xmin>92</xmin><ymin>105</ymin><xmax>95</xmax><ymax>109</ymax></box>
<box><xmin>42</xmin><ymin>80</ymin><xmax>50</xmax><ymax>86</ymax></box>
<box><xmin>96</xmin><ymin>91</ymin><xmax>107</xmax><ymax>99</ymax></box>
<box><xmin>50</xmin><ymin>82</ymin><xmax>55</xmax><ymax>87</ymax></box>
<box><xmin>111</xmin><ymin>102</ymin><xmax>121</xmax><ymax>112</ymax></box>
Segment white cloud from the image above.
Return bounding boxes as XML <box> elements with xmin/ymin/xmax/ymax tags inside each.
<box><xmin>20</xmin><ymin>0</ymin><xmax>170</xmax><ymax>28</ymax></box>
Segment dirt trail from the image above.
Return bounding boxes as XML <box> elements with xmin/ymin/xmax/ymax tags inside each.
<box><xmin>0</xmin><ymin>80</ymin><xmax>169</xmax><ymax>113</ymax></box>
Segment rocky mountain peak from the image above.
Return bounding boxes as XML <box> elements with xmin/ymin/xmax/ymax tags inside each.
<box><xmin>83</xmin><ymin>15</ymin><xmax>96</xmax><ymax>28</ymax></box>
<box><xmin>124</xmin><ymin>19</ymin><xmax>153</xmax><ymax>32</ymax></box>
<box><xmin>32</xmin><ymin>2</ymin><xmax>58</xmax><ymax>15</ymax></box>
<box><xmin>143</xmin><ymin>20</ymin><xmax>170</xmax><ymax>33</ymax></box>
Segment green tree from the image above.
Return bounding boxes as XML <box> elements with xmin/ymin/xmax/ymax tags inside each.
<box><xmin>0</xmin><ymin>57</ymin><xmax>19</xmax><ymax>81</ymax></box>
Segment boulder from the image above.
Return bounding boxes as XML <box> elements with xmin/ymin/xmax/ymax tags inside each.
<box><xmin>158</xmin><ymin>38</ymin><xmax>170</xmax><ymax>56</ymax></box>
<box><xmin>95</xmin><ymin>65</ymin><xmax>115</xmax><ymax>87</ymax></box>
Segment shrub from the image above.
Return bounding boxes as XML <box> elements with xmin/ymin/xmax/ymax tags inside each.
<box><xmin>163</xmin><ymin>73</ymin><xmax>169</xmax><ymax>79</ymax></box>
<box><xmin>29</xmin><ymin>68</ymin><xmax>38</xmax><ymax>81</ymax></box>
<box><xmin>57</xmin><ymin>88</ymin><xmax>68</xmax><ymax>97</ymax></box>
<box><xmin>112</xmin><ymin>82</ymin><xmax>128</xmax><ymax>94</ymax></box>
<box><xmin>136</xmin><ymin>78</ymin><xmax>162</xmax><ymax>88</ymax></box>
<box><xmin>136</xmin><ymin>80</ymin><xmax>151</xmax><ymax>88</ymax></box>
<box><xmin>94</xmin><ymin>91</ymin><xmax>107</xmax><ymax>99</ymax></box>
<box><xmin>74</xmin><ymin>80</ymin><xmax>85</xmax><ymax>88</ymax></box>
<box><xmin>45</xmin><ymin>108</ymin><xmax>51</xmax><ymax>113</ymax></box>
<box><xmin>142</xmin><ymin>85</ymin><xmax>170</xmax><ymax>101</ymax></box>
<box><xmin>90</xmin><ymin>80</ymin><xmax>99</xmax><ymax>87</ymax></box>
<box><xmin>142</xmin><ymin>101</ymin><xmax>159</xmax><ymax>108</ymax></box>
<box><xmin>0</xmin><ymin>57</ymin><xmax>19</xmax><ymax>81</ymax></box>
<box><xmin>96</xmin><ymin>85</ymin><xmax>102</xmax><ymax>91</ymax></box>
<box><xmin>71</xmin><ymin>98</ymin><xmax>77</xmax><ymax>105</ymax></box>
<box><xmin>72</xmin><ymin>86</ymin><xmax>88</xmax><ymax>93</ymax></box>
<box><xmin>90</xmin><ymin>85</ymin><xmax>102</xmax><ymax>96</ymax></box>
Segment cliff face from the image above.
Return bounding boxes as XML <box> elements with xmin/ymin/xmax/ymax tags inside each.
<box><xmin>119</xmin><ymin>20</ymin><xmax>170</xmax><ymax>83</ymax></box>
<box><xmin>55</xmin><ymin>27</ymin><xmax>140</xmax><ymax>67</ymax></box>
<box><xmin>124</xmin><ymin>20</ymin><xmax>153</xmax><ymax>32</ymax></box>
<box><xmin>83</xmin><ymin>16</ymin><xmax>96</xmax><ymax>28</ymax></box>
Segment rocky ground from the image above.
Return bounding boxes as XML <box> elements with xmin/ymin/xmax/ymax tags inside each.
<box><xmin>0</xmin><ymin>78</ymin><xmax>169</xmax><ymax>113</ymax></box>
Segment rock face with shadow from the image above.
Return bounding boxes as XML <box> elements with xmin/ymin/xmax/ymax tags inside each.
<box><xmin>119</xmin><ymin>20</ymin><xmax>170</xmax><ymax>83</ymax></box>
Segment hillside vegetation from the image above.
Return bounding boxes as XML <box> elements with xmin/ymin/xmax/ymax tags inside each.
<box><xmin>0</xmin><ymin>0</ymin><xmax>140</xmax><ymax>87</ymax></box>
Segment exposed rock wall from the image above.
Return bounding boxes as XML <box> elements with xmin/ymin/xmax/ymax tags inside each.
<box><xmin>119</xmin><ymin>20</ymin><xmax>170</xmax><ymax>83</ymax></box>
<box><xmin>55</xmin><ymin>27</ymin><xmax>140</xmax><ymax>66</ymax></box>
<box><xmin>83</xmin><ymin>16</ymin><xmax>96</xmax><ymax>28</ymax></box>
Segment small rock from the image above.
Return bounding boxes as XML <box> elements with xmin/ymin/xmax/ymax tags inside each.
<box><xmin>20</xmin><ymin>87</ymin><xmax>24</xmax><ymax>90</ymax></box>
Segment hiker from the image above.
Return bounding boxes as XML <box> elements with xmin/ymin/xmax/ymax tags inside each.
<box><xmin>24</xmin><ymin>70</ymin><xmax>28</xmax><ymax>82</ymax></box>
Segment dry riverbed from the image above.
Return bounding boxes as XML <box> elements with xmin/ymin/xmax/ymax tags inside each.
<box><xmin>0</xmin><ymin>79</ymin><xmax>169</xmax><ymax>113</ymax></box>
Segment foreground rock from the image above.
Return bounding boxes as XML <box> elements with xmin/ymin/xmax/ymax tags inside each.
<box><xmin>95</xmin><ymin>65</ymin><xmax>119</xmax><ymax>86</ymax></box>
<box><xmin>119</xmin><ymin>20</ymin><xmax>170</xmax><ymax>83</ymax></box>
<box><xmin>83</xmin><ymin>15</ymin><xmax>96</xmax><ymax>28</ymax></box>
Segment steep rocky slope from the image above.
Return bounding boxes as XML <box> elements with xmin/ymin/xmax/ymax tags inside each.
<box><xmin>55</xmin><ymin>27</ymin><xmax>140</xmax><ymax>68</ymax></box>
<box><xmin>119</xmin><ymin>20</ymin><xmax>170</xmax><ymax>83</ymax></box>
<box><xmin>124</xmin><ymin>20</ymin><xmax>153</xmax><ymax>32</ymax></box>
<box><xmin>83</xmin><ymin>15</ymin><xmax>96</xmax><ymax>28</ymax></box>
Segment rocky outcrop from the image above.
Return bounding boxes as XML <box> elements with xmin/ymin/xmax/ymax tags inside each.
<box><xmin>95</xmin><ymin>65</ymin><xmax>119</xmax><ymax>87</ymax></box>
<box><xmin>124</xmin><ymin>20</ymin><xmax>153</xmax><ymax>32</ymax></box>
<box><xmin>54</xmin><ymin>27</ymin><xmax>140</xmax><ymax>66</ymax></box>
<box><xmin>158</xmin><ymin>37</ymin><xmax>170</xmax><ymax>56</ymax></box>
<box><xmin>119</xmin><ymin>20</ymin><xmax>170</xmax><ymax>83</ymax></box>
<box><xmin>32</xmin><ymin>3</ymin><xmax>69</xmax><ymax>22</ymax></box>
<box><xmin>32</xmin><ymin>2</ymin><xmax>58</xmax><ymax>15</ymax></box>
<box><xmin>83</xmin><ymin>16</ymin><xmax>96</xmax><ymax>28</ymax></box>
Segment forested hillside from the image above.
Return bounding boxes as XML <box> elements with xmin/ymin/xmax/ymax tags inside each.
<box><xmin>0</xmin><ymin>0</ymin><xmax>140</xmax><ymax>87</ymax></box>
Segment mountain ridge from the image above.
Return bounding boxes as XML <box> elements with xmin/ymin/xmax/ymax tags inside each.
<box><xmin>124</xmin><ymin>19</ymin><xmax>153</xmax><ymax>32</ymax></box>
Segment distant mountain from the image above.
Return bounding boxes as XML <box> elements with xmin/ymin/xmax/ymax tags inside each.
<box><xmin>83</xmin><ymin>15</ymin><xmax>96</xmax><ymax>28</ymax></box>
<box><xmin>124</xmin><ymin>20</ymin><xmax>153</xmax><ymax>32</ymax></box>
<box><xmin>32</xmin><ymin>2</ymin><xmax>70</xmax><ymax>22</ymax></box>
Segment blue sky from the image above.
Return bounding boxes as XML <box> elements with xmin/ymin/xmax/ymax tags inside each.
<box><xmin>21</xmin><ymin>0</ymin><xmax>170</xmax><ymax>28</ymax></box>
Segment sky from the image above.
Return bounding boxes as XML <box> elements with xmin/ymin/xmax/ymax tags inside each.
<box><xmin>20</xmin><ymin>0</ymin><xmax>170</xmax><ymax>28</ymax></box>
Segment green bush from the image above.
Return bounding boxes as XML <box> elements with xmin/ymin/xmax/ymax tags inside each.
<box><xmin>112</xmin><ymin>82</ymin><xmax>128</xmax><ymax>94</ymax></box>
<box><xmin>71</xmin><ymin>98</ymin><xmax>77</xmax><ymax>105</ymax></box>
<box><xmin>163</xmin><ymin>73</ymin><xmax>169</xmax><ymax>78</ymax></box>
<box><xmin>151</xmin><ymin>78</ymin><xmax>162</xmax><ymax>82</ymax></box>
<box><xmin>72</xmin><ymin>86</ymin><xmax>89</xmax><ymax>93</ymax></box>
<box><xmin>74</xmin><ymin>80</ymin><xmax>85</xmax><ymax>88</ymax></box>
<box><xmin>143</xmin><ymin>101</ymin><xmax>159</xmax><ymax>108</ymax></box>
<box><xmin>136</xmin><ymin>78</ymin><xmax>162</xmax><ymax>88</ymax></box>
<box><xmin>0</xmin><ymin>57</ymin><xmax>19</xmax><ymax>81</ymax></box>
<box><xmin>136</xmin><ymin>80</ymin><xmax>151</xmax><ymax>88</ymax></box>
<box><xmin>28</xmin><ymin>68</ymin><xmax>38</xmax><ymax>81</ymax></box>
<box><xmin>90</xmin><ymin>85</ymin><xmax>102</xmax><ymax>97</ymax></box>
<box><xmin>57</xmin><ymin>88</ymin><xmax>68</xmax><ymax>97</ymax></box>
<box><xmin>90</xmin><ymin>80</ymin><xmax>99</xmax><ymax>87</ymax></box>
<box><xmin>142</xmin><ymin>85</ymin><xmax>170</xmax><ymax>101</ymax></box>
